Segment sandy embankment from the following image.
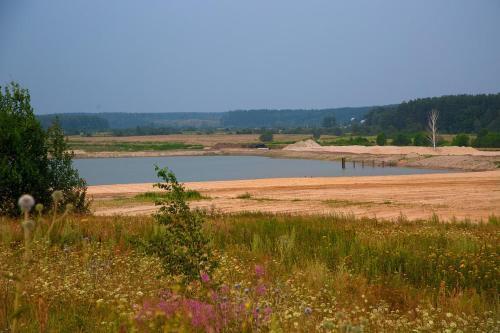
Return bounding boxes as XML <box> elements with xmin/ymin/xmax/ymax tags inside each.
<box><xmin>282</xmin><ymin>140</ymin><xmax>500</xmax><ymax>171</ymax></box>
<box><xmin>284</xmin><ymin>139</ymin><xmax>500</xmax><ymax>156</ymax></box>
<box><xmin>89</xmin><ymin>170</ymin><xmax>500</xmax><ymax>222</ymax></box>
<box><xmin>73</xmin><ymin>138</ymin><xmax>500</xmax><ymax>171</ymax></box>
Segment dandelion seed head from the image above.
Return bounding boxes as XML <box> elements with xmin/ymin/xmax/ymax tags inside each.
<box><xmin>35</xmin><ymin>203</ymin><xmax>44</xmax><ymax>213</ymax></box>
<box><xmin>52</xmin><ymin>190</ymin><xmax>64</xmax><ymax>202</ymax></box>
<box><xmin>18</xmin><ymin>194</ymin><xmax>35</xmax><ymax>212</ymax></box>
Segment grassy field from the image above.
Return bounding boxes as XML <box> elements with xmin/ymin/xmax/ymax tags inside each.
<box><xmin>67</xmin><ymin>133</ymin><xmax>311</xmax><ymax>148</ymax></box>
<box><xmin>69</xmin><ymin>141</ymin><xmax>204</xmax><ymax>152</ymax></box>
<box><xmin>0</xmin><ymin>211</ymin><xmax>498</xmax><ymax>332</ymax></box>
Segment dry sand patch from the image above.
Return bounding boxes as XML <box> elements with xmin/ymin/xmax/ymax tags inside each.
<box><xmin>88</xmin><ymin>170</ymin><xmax>500</xmax><ymax>222</ymax></box>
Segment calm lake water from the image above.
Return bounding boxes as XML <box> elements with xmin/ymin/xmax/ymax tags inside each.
<box><xmin>74</xmin><ymin>156</ymin><xmax>450</xmax><ymax>185</ymax></box>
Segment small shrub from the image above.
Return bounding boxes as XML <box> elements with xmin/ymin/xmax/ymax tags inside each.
<box><xmin>312</xmin><ymin>129</ymin><xmax>321</xmax><ymax>140</ymax></box>
<box><xmin>413</xmin><ymin>132</ymin><xmax>428</xmax><ymax>146</ymax></box>
<box><xmin>472</xmin><ymin>129</ymin><xmax>500</xmax><ymax>148</ymax></box>
<box><xmin>452</xmin><ymin>133</ymin><xmax>470</xmax><ymax>147</ymax></box>
<box><xmin>392</xmin><ymin>133</ymin><xmax>412</xmax><ymax>146</ymax></box>
<box><xmin>259</xmin><ymin>131</ymin><xmax>274</xmax><ymax>142</ymax></box>
<box><xmin>376</xmin><ymin>132</ymin><xmax>387</xmax><ymax>146</ymax></box>
<box><xmin>147</xmin><ymin>166</ymin><xmax>217</xmax><ymax>281</ymax></box>
<box><xmin>236</xmin><ymin>192</ymin><xmax>252</xmax><ymax>199</ymax></box>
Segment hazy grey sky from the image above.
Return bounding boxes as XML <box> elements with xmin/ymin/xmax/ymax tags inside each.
<box><xmin>1</xmin><ymin>1</ymin><xmax>499</xmax><ymax>114</ymax></box>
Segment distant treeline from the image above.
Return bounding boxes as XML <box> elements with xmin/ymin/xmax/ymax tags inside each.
<box><xmin>37</xmin><ymin>94</ymin><xmax>500</xmax><ymax>141</ymax></box>
<box><xmin>220</xmin><ymin>107</ymin><xmax>371</xmax><ymax>128</ymax></box>
<box><xmin>37</xmin><ymin>107</ymin><xmax>372</xmax><ymax>133</ymax></box>
<box><xmin>364</xmin><ymin>93</ymin><xmax>500</xmax><ymax>133</ymax></box>
<box><xmin>38</xmin><ymin>114</ymin><xmax>110</xmax><ymax>134</ymax></box>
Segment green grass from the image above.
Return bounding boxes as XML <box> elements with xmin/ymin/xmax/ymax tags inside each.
<box><xmin>134</xmin><ymin>190</ymin><xmax>207</xmax><ymax>201</ymax></box>
<box><xmin>209</xmin><ymin>213</ymin><xmax>499</xmax><ymax>295</ymax></box>
<box><xmin>93</xmin><ymin>190</ymin><xmax>208</xmax><ymax>210</ymax></box>
<box><xmin>69</xmin><ymin>141</ymin><xmax>203</xmax><ymax>152</ymax></box>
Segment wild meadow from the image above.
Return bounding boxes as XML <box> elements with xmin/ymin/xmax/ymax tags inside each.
<box><xmin>0</xmin><ymin>209</ymin><xmax>498</xmax><ymax>332</ymax></box>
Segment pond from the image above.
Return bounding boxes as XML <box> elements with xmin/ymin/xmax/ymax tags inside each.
<box><xmin>74</xmin><ymin>155</ymin><xmax>450</xmax><ymax>185</ymax></box>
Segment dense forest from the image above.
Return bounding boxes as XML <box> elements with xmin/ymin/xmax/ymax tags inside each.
<box><xmin>38</xmin><ymin>114</ymin><xmax>110</xmax><ymax>134</ymax></box>
<box><xmin>364</xmin><ymin>93</ymin><xmax>500</xmax><ymax>133</ymax></box>
<box><xmin>36</xmin><ymin>94</ymin><xmax>500</xmax><ymax>139</ymax></box>
<box><xmin>37</xmin><ymin>107</ymin><xmax>372</xmax><ymax>133</ymax></box>
<box><xmin>220</xmin><ymin>107</ymin><xmax>371</xmax><ymax>128</ymax></box>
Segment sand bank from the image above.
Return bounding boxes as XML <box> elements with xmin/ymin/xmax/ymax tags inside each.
<box><xmin>88</xmin><ymin>170</ymin><xmax>500</xmax><ymax>222</ymax></box>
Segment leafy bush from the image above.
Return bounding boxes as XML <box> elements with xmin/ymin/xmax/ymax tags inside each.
<box><xmin>412</xmin><ymin>132</ymin><xmax>428</xmax><ymax>146</ymax></box>
<box><xmin>259</xmin><ymin>131</ymin><xmax>274</xmax><ymax>142</ymax></box>
<box><xmin>452</xmin><ymin>133</ymin><xmax>470</xmax><ymax>147</ymax></box>
<box><xmin>472</xmin><ymin>130</ymin><xmax>500</xmax><ymax>148</ymax></box>
<box><xmin>322</xmin><ymin>136</ymin><xmax>372</xmax><ymax>146</ymax></box>
<box><xmin>376</xmin><ymin>132</ymin><xmax>386</xmax><ymax>146</ymax></box>
<box><xmin>0</xmin><ymin>83</ymin><xmax>89</xmax><ymax>216</ymax></box>
<box><xmin>47</xmin><ymin>119</ymin><xmax>89</xmax><ymax>213</ymax></box>
<box><xmin>392</xmin><ymin>133</ymin><xmax>412</xmax><ymax>146</ymax></box>
<box><xmin>312</xmin><ymin>128</ymin><xmax>321</xmax><ymax>140</ymax></box>
<box><xmin>147</xmin><ymin>166</ymin><xmax>217</xmax><ymax>281</ymax></box>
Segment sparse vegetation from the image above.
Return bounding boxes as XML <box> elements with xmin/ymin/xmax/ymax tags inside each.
<box><xmin>236</xmin><ymin>192</ymin><xmax>252</xmax><ymax>199</ymax></box>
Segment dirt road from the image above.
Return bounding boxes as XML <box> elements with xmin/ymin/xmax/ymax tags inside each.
<box><xmin>88</xmin><ymin>170</ymin><xmax>500</xmax><ymax>222</ymax></box>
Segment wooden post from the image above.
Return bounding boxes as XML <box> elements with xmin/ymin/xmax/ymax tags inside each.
<box><xmin>352</xmin><ymin>161</ymin><xmax>356</xmax><ymax>168</ymax></box>
<box><xmin>382</xmin><ymin>161</ymin><xmax>385</xmax><ymax>168</ymax></box>
<box><xmin>341</xmin><ymin>157</ymin><xmax>345</xmax><ymax>169</ymax></box>
<box><xmin>372</xmin><ymin>160</ymin><xmax>375</xmax><ymax>168</ymax></box>
<box><xmin>361</xmin><ymin>160</ymin><xmax>365</xmax><ymax>168</ymax></box>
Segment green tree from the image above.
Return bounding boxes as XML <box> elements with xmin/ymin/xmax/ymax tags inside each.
<box><xmin>413</xmin><ymin>132</ymin><xmax>427</xmax><ymax>146</ymax></box>
<box><xmin>322</xmin><ymin>116</ymin><xmax>337</xmax><ymax>128</ymax></box>
<box><xmin>148</xmin><ymin>166</ymin><xmax>217</xmax><ymax>281</ymax></box>
<box><xmin>376</xmin><ymin>132</ymin><xmax>387</xmax><ymax>146</ymax></box>
<box><xmin>472</xmin><ymin>130</ymin><xmax>500</xmax><ymax>148</ymax></box>
<box><xmin>259</xmin><ymin>131</ymin><xmax>274</xmax><ymax>142</ymax></box>
<box><xmin>46</xmin><ymin>118</ymin><xmax>90</xmax><ymax>213</ymax></box>
<box><xmin>312</xmin><ymin>128</ymin><xmax>321</xmax><ymax>141</ymax></box>
<box><xmin>0</xmin><ymin>83</ymin><xmax>51</xmax><ymax>215</ymax></box>
<box><xmin>451</xmin><ymin>133</ymin><xmax>470</xmax><ymax>147</ymax></box>
<box><xmin>392</xmin><ymin>133</ymin><xmax>412</xmax><ymax>146</ymax></box>
<box><xmin>0</xmin><ymin>83</ymin><xmax>89</xmax><ymax>216</ymax></box>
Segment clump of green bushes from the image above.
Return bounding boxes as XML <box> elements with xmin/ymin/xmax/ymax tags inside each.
<box><xmin>0</xmin><ymin>83</ymin><xmax>89</xmax><ymax>216</ymax></box>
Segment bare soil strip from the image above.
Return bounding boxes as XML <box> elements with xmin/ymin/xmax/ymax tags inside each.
<box><xmin>88</xmin><ymin>170</ymin><xmax>500</xmax><ymax>222</ymax></box>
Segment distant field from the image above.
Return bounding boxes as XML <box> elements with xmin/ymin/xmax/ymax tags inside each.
<box><xmin>69</xmin><ymin>141</ymin><xmax>204</xmax><ymax>152</ymax></box>
<box><xmin>67</xmin><ymin>133</ymin><xmax>311</xmax><ymax>148</ymax></box>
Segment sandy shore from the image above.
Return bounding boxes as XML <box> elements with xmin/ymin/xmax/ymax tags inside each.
<box><xmin>74</xmin><ymin>147</ymin><xmax>500</xmax><ymax>171</ymax></box>
<box><xmin>88</xmin><ymin>170</ymin><xmax>500</xmax><ymax>222</ymax></box>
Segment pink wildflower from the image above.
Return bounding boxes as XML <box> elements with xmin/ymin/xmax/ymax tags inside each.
<box><xmin>200</xmin><ymin>271</ymin><xmax>210</xmax><ymax>283</ymax></box>
<box><xmin>254</xmin><ymin>264</ymin><xmax>265</xmax><ymax>277</ymax></box>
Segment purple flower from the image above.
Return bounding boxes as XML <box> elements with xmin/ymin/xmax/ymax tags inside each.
<box><xmin>256</xmin><ymin>284</ymin><xmax>267</xmax><ymax>296</ymax></box>
<box><xmin>200</xmin><ymin>271</ymin><xmax>210</xmax><ymax>283</ymax></box>
<box><xmin>254</xmin><ymin>264</ymin><xmax>265</xmax><ymax>277</ymax></box>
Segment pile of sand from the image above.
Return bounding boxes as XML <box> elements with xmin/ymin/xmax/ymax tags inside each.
<box><xmin>284</xmin><ymin>143</ymin><xmax>500</xmax><ymax>157</ymax></box>
<box><xmin>283</xmin><ymin>139</ymin><xmax>321</xmax><ymax>150</ymax></box>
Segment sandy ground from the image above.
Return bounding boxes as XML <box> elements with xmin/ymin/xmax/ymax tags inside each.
<box><xmin>284</xmin><ymin>140</ymin><xmax>500</xmax><ymax>156</ymax></box>
<box><xmin>88</xmin><ymin>170</ymin><xmax>500</xmax><ymax>222</ymax></box>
